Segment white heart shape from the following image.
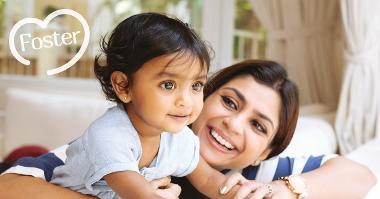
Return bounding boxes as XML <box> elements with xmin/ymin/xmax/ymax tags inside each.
<box><xmin>9</xmin><ymin>9</ymin><xmax>90</xmax><ymax>76</ymax></box>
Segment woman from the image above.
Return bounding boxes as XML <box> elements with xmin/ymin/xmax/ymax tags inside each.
<box><xmin>0</xmin><ymin>60</ymin><xmax>376</xmax><ymax>199</ymax></box>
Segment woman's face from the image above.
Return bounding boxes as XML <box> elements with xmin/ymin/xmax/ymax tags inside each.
<box><xmin>192</xmin><ymin>75</ymin><xmax>281</xmax><ymax>170</ymax></box>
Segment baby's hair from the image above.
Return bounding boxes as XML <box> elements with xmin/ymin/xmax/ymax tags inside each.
<box><xmin>94</xmin><ymin>12</ymin><xmax>211</xmax><ymax>104</ymax></box>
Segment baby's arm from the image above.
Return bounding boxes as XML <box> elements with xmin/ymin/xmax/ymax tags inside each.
<box><xmin>104</xmin><ymin>171</ymin><xmax>164</xmax><ymax>199</ymax></box>
<box><xmin>186</xmin><ymin>157</ymin><xmax>240</xmax><ymax>199</ymax></box>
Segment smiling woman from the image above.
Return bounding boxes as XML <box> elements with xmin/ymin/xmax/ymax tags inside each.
<box><xmin>195</xmin><ymin>75</ymin><xmax>281</xmax><ymax>169</ymax></box>
<box><xmin>174</xmin><ymin>59</ymin><xmax>375</xmax><ymax>199</ymax></box>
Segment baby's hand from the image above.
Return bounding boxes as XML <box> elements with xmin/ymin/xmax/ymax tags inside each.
<box><xmin>219</xmin><ymin>172</ymin><xmax>274</xmax><ymax>199</ymax></box>
<box><xmin>150</xmin><ymin>177</ymin><xmax>181</xmax><ymax>199</ymax></box>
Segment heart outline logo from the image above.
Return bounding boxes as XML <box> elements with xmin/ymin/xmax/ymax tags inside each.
<box><xmin>9</xmin><ymin>9</ymin><xmax>90</xmax><ymax>76</ymax></box>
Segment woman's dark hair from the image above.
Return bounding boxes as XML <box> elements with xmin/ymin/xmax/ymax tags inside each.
<box><xmin>94</xmin><ymin>12</ymin><xmax>211</xmax><ymax>104</ymax></box>
<box><xmin>204</xmin><ymin>60</ymin><xmax>299</xmax><ymax>159</ymax></box>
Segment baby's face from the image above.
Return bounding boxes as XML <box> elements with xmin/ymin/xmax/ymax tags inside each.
<box><xmin>126</xmin><ymin>53</ymin><xmax>207</xmax><ymax>136</ymax></box>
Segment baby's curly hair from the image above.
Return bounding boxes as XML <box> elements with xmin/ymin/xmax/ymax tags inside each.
<box><xmin>94</xmin><ymin>12</ymin><xmax>211</xmax><ymax>104</ymax></box>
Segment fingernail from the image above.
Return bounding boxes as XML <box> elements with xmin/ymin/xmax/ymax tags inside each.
<box><xmin>220</xmin><ymin>186</ymin><xmax>227</xmax><ymax>194</ymax></box>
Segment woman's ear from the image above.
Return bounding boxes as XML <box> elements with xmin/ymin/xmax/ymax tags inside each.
<box><xmin>111</xmin><ymin>71</ymin><xmax>131</xmax><ymax>103</ymax></box>
<box><xmin>253</xmin><ymin>148</ymin><xmax>272</xmax><ymax>165</ymax></box>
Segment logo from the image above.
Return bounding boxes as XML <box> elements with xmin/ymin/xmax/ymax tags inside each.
<box><xmin>9</xmin><ymin>9</ymin><xmax>90</xmax><ymax>76</ymax></box>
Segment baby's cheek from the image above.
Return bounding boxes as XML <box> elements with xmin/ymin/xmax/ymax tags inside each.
<box><xmin>190</xmin><ymin>98</ymin><xmax>204</xmax><ymax>122</ymax></box>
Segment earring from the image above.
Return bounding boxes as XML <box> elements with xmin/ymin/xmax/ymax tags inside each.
<box><xmin>252</xmin><ymin>160</ymin><xmax>261</xmax><ymax>166</ymax></box>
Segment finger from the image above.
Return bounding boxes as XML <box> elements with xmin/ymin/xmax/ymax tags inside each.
<box><xmin>267</xmin><ymin>195</ymin><xmax>280</xmax><ymax>199</ymax></box>
<box><xmin>150</xmin><ymin>176</ymin><xmax>171</xmax><ymax>189</ymax></box>
<box><xmin>249</xmin><ymin>184</ymin><xmax>273</xmax><ymax>199</ymax></box>
<box><xmin>220</xmin><ymin>172</ymin><xmax>249</xmax><ymax>194</ymax></box>
<box><xmin>233</xmin><ymin>181</ymin><xmax>262</xmax><ymax>199</ymax></box>
<box><xmin>156</xmin><ymin>189</ymin><xmax>177</xmax><ymax>199</ymax></box>
<box><xmin>155</xmin><ymin>183</ymin><xmax>181</xmax><ymax>199</ymax></box>
<box><xmin>165</xmin><ymin>183</ymin><xmax>182</xmax><ymax>197</ymax></box>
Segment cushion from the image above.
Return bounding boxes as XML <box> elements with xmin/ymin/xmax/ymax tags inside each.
<box><xmin>3</xmin><ymin>88</ymin><xmax>114</xmax><ymax>157</ymax></box>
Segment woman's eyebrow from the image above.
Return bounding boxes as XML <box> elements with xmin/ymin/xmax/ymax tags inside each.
<box><xmin>224</xmin><ymin>87</ymin><xmax>246</xmax><ymax>103</ymax></box>
<box><xmin>225</xmin><ymin>87</ymin><xmax>274</xmax><ymax>129</ymax></box>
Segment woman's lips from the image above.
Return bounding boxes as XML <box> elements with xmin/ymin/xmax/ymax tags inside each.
<box><xmin>205</xmin><ymin>126</ymin><xmax>238</xmax><ymax>154</ymax></box>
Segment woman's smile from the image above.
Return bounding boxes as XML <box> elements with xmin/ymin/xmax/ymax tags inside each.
<box><xmin>206</xmin><ymin>126</ymin><xmax>238</xmax><ymax>153</ymax></box>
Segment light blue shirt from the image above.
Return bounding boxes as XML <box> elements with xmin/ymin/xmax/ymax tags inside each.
<box><xmin>49</xmin><ymin>105</ymin><xmax>200</xmax><ymax>199</ymax></box>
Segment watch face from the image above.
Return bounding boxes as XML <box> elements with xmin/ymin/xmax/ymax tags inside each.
<box><xmin>289</xmin><ymin>176</ymin><xmax>307</xmax><ymax>193</ymax></box>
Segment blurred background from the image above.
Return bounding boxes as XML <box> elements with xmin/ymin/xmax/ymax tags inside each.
<box><xmin>0</xmin><ymin>0</ymin><xmax>379</xmax><ymax>182</ymax></box>
<box><xmin>0</xmin><ymin>0</ymin><xmax>267</xmax><ymax>78</ymax></box>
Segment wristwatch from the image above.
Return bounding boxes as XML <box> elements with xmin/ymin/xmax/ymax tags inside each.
<box><xmin>279</xmin><ymin>175</ymin><xmax>308</xmax><ymax>199</ymax></box>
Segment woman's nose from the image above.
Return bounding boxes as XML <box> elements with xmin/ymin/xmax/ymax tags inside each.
<box><xmin>223</xmin><ymin>115</ymin><xmax>244</xmax><ymax>135</ymax></box>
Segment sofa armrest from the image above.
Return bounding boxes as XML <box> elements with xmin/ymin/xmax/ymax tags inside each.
<box><xmin>279</xmin><ymin>116</ymin><xmax>337</xmax><ymax>157</ymax></box>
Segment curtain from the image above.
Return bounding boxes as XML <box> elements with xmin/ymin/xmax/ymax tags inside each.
<box><xmin>249</xmin><ymin>0</ymin><xmax>340</xmax><ymax>108</ymax></box>
<box><xmin>335</xmin><ymin>0</ymin><xmax>380</xmax><ymax>154</ymax></box>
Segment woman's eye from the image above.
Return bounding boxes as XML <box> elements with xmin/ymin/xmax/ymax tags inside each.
<box><xmin>252</xmin><ymin>120</ymin><xmax>267</xmax><ymax>134</ymax></box>
<box><xmin>160</xmin><ymin>82</ymin><xmax>176</xmax><ymax>90</ymax></box>
<box><xmin>221</xmin><ymin>96</ymin><xmax>237</xmax><ymax>110</ymax></box>
<box><xmin>192</xmin><ymin>82</ymin><xmax>204</xmax><ymax>92</ymax></box>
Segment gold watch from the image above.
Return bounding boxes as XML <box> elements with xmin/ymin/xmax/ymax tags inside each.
<box><xmin>279</xmin><ymin>175</ymin><xmax>308</xmax><ymax>199</ymax></box>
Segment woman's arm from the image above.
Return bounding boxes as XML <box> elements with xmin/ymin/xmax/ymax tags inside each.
<box><xmin>0</xmin><ymin>174</ymin><xmax>96</xmax><ymax>199</ymax></box>
<box><xmin>187</xmin><ymin>157</ymin><xmax>242</xmax><ymax>199</ymax></box>
<box><xmin>0</xmin><ymin>173</ymin><xmax>181</xmax><ymax>199</ymax></box>
<box><xmin>292</xmin><ymin>157</ymin><xmax>376</xmax><ymax>199</ymax></box>
<box><xmin>222</xmin><ymin>156</ymin><xmax>377</xmax><ymax>199</ymax></box>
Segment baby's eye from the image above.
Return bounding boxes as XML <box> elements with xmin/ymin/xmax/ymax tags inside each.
<box><xmin>160</xmin><ymin>81</ymin><xmax>176</xmax><ymax>90</ymax></box>
<box><xmin>192</xmin><ymin>82</ymin><xmax>204</xmax><ymax>92</ymax></box>
<box><xmin>251</xmin><ymin>120</ymin><xmax>267</xmax><ymax>134</ymax></box>
<box><xmin>221</xmin><ymin>96</ymin><xmax>237</xmax><ymax>110</ymax></box>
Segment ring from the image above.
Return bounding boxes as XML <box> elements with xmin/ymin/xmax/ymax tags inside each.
<box><xmin>263</xmin><ymin>183</ymin><xmax>273</xmax><ymax>196</ymax></box>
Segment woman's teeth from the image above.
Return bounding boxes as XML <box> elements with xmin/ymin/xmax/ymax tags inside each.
<box><xmin>211</xmin><ymin>130</ymin><xmax>235</xmax><ymax>150</ymax></box>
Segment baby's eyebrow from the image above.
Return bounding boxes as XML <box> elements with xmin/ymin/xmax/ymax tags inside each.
<box><xmin>157</xmin><ymin>71</ymin><xmax>207</xmax><ymax>80</ymax></box>
<box><xmin>157</xmin><ymin>71</ymin><xmax>180</xmax><ymax>78</ymax></box>
<box><xmin>195</xmin><ymin>74</ymin><xmax>207</xmax><ymax>80</ymax></box>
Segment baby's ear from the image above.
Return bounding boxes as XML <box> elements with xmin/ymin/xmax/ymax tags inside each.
<box><xmin>111</xmin><ymin>71</ymin><xmax>131</xmax><ymax>103</ymax></box>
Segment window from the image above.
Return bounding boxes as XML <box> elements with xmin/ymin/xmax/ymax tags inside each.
<box><xmin>101</xmin><ymin>0</ymin><xmax>202</xmax><ymax>32</ymax></box>
<box><xmin>233</xmin><ymin>0</ymin><xmax>266</xmax><ymax>62</ymax></box>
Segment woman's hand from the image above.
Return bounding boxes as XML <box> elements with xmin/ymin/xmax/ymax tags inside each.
<box><xmin>219</xmin><ymin>172</ymin><xmax>296</xmax><ymax>199</ymax></box>
<box><xmin>150</xmin><ymin>177</ymin><xmax>182</xmax><ymax>199</ymax></box>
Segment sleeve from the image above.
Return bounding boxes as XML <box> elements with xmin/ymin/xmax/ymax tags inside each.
<box><xmin>242</xmin><ymin>154</ymin><xmax>338</xmax><ymax>182</ymax></box>
<box><xmin>1</xmin><ymin>144</ymin><xmax>68</xmax><ymax>181</ymax></box>
<box><xmin>171</xmin><ymin>127</ymin><xmax>200</xmax><ymax>177</ymax></box>
<box><xmin>83</xmin><ymin>125</ymin><xmax>141</xmax><ymax>188</ymax></box>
